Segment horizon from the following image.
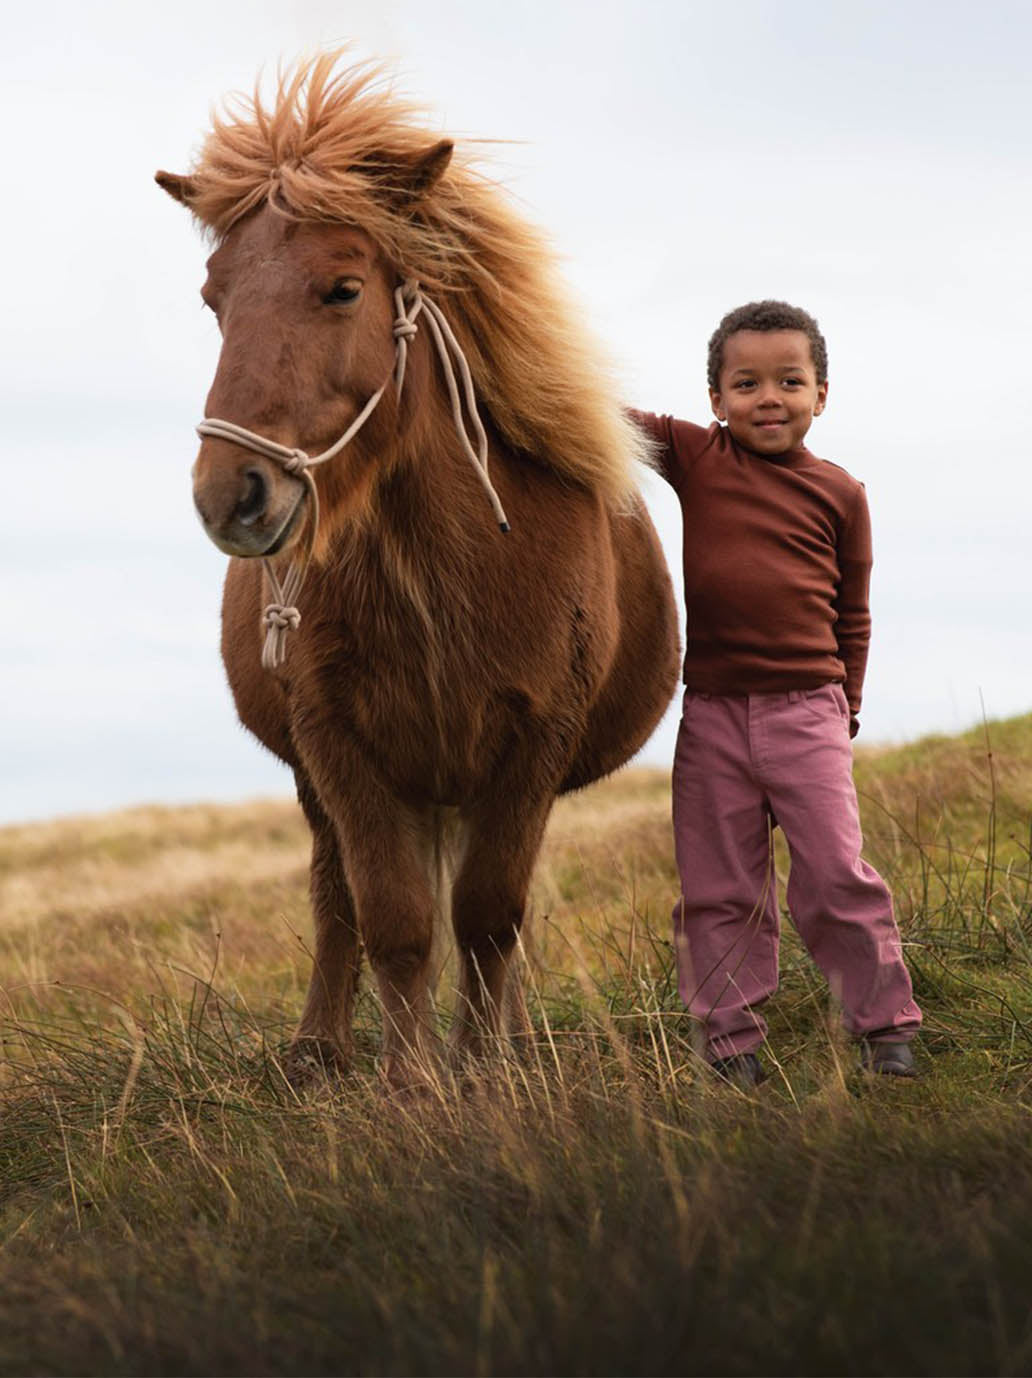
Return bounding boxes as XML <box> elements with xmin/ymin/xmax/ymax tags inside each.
<box><xmin>4</xmin><ymin>701</ymin><xmax>1019</xmax><ymax>831</ymax></box>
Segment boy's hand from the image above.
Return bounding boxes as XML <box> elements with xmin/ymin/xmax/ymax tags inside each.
<box><xmin>850</xmin><ymin>716</ymin><xmax>860</xmax><ymax>739</ymax></box>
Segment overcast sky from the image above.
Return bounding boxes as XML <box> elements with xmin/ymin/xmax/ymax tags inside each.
<box><xmin>3</xmin><ymin>0</ymin><xmax>1030</xmax><ymax>824</ymax></box>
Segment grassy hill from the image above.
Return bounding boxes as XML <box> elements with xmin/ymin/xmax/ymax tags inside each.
<box><xmin>1</xmin><ymin>716</ymin><xmax>1030</xmax><ymax>1375</ymax></box>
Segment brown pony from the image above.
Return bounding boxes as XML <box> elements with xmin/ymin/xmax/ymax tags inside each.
<box><xmin>157</xmin><ymin>54</ymin><xmax>679</xmax><ymax>1087</ymax></box>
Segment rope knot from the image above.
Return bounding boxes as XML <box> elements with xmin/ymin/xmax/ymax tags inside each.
<box><xmin>393</xmin><ymin>318</ymin><xmax>418</xmax><ymax>341</ymax></box>
<box><xmin>282</xmin><ymin>449</ymin><xmax>309</xmax><ymax>476</ymax></box>
<box><xmin>263</xmin><ymin>604</ymin><xmax>301</xmax><ymax>633</ymax></box>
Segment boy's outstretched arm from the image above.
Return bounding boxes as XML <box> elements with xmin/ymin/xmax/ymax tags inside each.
<box><xmin>627</xmin><ymin>408</ymin><xmax>678</xmax><ymax>488</ymax></box>
<box><xmin>627</xmin><ymin>409</ymin><xmax>712</xmax><ymax>493</ymax></box>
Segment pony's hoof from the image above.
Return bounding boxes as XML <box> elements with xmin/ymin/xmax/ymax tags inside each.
<box><xmin>283</xmin><ymin>1037</ymin><xmax>350</xmax><ymax>1088</ymax></box>
<box><xmin>377</xmin><ymin>1056</ymin><xmax>444</xmax><ymax>1104</ymax></box>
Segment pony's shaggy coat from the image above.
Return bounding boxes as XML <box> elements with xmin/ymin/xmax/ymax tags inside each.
<box><xmin>161</xmin><ymin>53</ymin><xmax>679</xmax><ymax>1086</ymax></box>
<box><xmin>176</xmin><ymin>53</ymin><xmax>651</xmax><ymax>509</ymax></box>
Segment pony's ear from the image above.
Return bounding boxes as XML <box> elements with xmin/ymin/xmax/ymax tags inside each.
<box><xmin>361</xmin><ymin>139</ymin><xmax>454</xmax><ymax>205</ymax></box>
<box><xmin>406</xmin><ymin>139</ymin><xmax>453</xmax><ymax>196</ymax></box>
<box><xmin>155</xmin><ymin>170</ymin><xmax>199</xmax><ymax>206</ymax></box>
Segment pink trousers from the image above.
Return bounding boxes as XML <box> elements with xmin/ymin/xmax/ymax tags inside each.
<box><xmin>671</xmin><ymin>684</ymin><xmax>921</xmax><ymax>1061</ymax></box>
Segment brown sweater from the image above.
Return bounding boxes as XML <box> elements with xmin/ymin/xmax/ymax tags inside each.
<box><xmin>634</xmin><ymin>414</ymin><xmax>872</xmax><ymax>724</ymax></box>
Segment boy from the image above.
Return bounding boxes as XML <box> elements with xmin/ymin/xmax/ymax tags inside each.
<box><xmin>634</xmin><ymin>300</ymin><xmax>921</xmax><ymax>1088</ymax></box>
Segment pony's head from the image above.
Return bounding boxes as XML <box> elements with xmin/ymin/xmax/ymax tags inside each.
<box><xmin>158</xmin><ymin>52</ymin><xmax>650</xmax><ymax>561</ymax></box>
<box><xmin>159</xmin><ymin>139</ymin><xmax>451</xmax><ymax>557</ymax></box>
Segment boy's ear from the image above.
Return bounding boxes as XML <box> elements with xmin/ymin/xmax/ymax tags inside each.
<box><xmin>709</xmin><ymin>388</ymin><xmax>727</xmax><ymax>422</ymax></box>
<box><xmin>155</xmin><ymin>170</ymin><xmax>199</xmax><ymax>206</ymax></box>
<box><xmin>813</xmin><ymin>380</ymin><xmax>829</xmax><ymax>415</ymax></box>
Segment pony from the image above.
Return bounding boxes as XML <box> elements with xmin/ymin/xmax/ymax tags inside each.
<box><xmin>156</xmin><ymin>53</ymin><xmax>679</xmax><ymax>1087</ymax></box>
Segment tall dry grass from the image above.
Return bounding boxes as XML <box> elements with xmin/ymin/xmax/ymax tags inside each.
<box><xmin>1</xmin><ymin>717</ymin><xmax>1030</xmax><ymax>1375</ymax></box>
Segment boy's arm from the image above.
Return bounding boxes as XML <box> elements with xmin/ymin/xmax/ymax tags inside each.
<box><xmin>835</xmin><ymin>484</ymin><xmax>874</xmax><ymax>738</ymax></box>
<box><xmin>626</xmin><ymin>410</ymin><xmax>704</xmax><ymax>493</ymax></box>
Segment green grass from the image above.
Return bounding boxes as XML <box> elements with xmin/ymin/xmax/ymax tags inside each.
<box><xmin>1</xmin><ymin>716</ymin><xmax>1030</xmax><ymax>1376</ymax></box>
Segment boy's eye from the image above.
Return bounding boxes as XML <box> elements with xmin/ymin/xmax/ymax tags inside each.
<box><xmin>783</xmin><ymin>377</ymin><xmax>804</xmax><ymax>387</ymax></box>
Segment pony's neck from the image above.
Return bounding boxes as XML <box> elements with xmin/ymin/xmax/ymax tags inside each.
<box><xmin>374</xmin><ymin>343</ymin><xmax>500</xmax><ymax>559</ymax></box>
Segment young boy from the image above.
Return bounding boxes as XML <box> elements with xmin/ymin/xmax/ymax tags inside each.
<box><xmin>634</xmin><ymin>300</ymin><xmax>921</xmax><ymax>1088</ymax></box>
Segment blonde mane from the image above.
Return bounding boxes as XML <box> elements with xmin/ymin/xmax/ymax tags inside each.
<box><xmin>182</xmin><ymin>52</ymin><xmax>650</xmax><ymax>506</ymax></box>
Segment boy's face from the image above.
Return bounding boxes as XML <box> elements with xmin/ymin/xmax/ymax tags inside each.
<box><xmin>709</xmin><ymin>329</ymin><xmax>828</xmax><ymax>455</ymax></box>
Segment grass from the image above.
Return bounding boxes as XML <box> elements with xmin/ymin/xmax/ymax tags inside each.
<box><xmin>1</xmin><ymin>715</ymin><xmax>1030</xmax><ymax>1375</ymax></box>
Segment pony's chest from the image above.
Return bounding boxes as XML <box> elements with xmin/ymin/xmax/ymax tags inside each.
<box><xmin>300</xmin><ymin>636</ymin><xmax>499</xmax><ymax>796</ymax></box>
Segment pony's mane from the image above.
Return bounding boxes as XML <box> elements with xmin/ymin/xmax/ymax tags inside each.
<box><xmin>184</xmin><ymin>52</ymin><xmax>651</xmax><ymax>505</ymax></box>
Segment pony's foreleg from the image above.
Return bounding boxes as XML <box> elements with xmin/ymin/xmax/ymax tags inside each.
<box><xmin>351</xmin><ymin>833</ymin><xmax>438</xmax><ymax>1090</ymax></box>
<box><xmin>288</xmin><ymin>774</ymin><xmax>361</xmax><ymax>1078</ymax></box>
<box><xmin>296</xmin><ymin>750</ymin><xmax>439</xmax><ymax>1089</ymax></box>
<box><xmin>450</xmin><ymin>792</ymin><xmax>553</xmax><ymax>1059</ymax></box>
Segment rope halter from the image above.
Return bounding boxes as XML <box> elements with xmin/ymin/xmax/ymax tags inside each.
<box><xmin>196</xmin><ymin>279</ymin><xmax>510</xmax><ymax>670</ymax></box>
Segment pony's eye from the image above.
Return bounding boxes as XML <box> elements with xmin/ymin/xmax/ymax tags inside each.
<box><xmin>323</xmin><ymin>279</ymin><xmax>362</xmax><ymax>305</ymax></box>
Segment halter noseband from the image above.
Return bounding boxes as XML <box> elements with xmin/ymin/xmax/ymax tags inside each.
<box><xmin>196</xmin><ymin>279</ymin><xmax>510</xmax><ymax>670</ymax></box>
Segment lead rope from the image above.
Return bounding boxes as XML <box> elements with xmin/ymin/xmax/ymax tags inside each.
<box><xmin>196</xmin><ymin>279</ymin><xmax>510</xmax><ymax>670</ymax></box>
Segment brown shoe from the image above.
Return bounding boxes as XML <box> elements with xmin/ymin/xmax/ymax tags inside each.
<box><xmin>860</xmin><ymin>1040</ymin><xmax>917</xmax><ymax>1078</ymax></box>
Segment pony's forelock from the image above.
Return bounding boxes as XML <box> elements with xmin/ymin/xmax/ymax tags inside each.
<box><xmin>186</xmin><ymin>51</ymin><xmax>649</xmax><ymax>504</ymax></box>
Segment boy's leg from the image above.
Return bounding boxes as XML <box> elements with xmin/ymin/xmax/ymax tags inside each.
<box><xmin>760</xmin><ymin>685</ymin><xmax>921</xmax><ymax>1042</ymax></box>
<box><xmin>672</xmin><ymin>691</ymin><xmax>781</xmax><ymax>1062</ymax></box>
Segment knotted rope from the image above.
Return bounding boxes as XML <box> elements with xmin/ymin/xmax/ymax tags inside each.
<box><xmin>197</xmin><ymin>279</ymin><xmax>510</xmax><ymax>670</ymax></box>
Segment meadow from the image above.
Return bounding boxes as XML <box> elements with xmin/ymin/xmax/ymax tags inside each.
<box><xmin>1</xmin><ymin>715</ymin><xmax>1030</xmax><ymax>1376</ymax></box>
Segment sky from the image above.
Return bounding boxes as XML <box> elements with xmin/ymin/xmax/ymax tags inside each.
<box><xmin>3</xmin><ymin>0</ymin><xmax>1030</xmax><ymax>825</ymax></box>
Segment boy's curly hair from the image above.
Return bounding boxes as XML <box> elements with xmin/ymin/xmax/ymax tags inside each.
<box><xmin>707</xmin><ymin>300</ymin><xmax>828</xmax><ymax>389</ymax></box>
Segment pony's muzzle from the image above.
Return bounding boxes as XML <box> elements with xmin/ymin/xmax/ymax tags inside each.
<box><xmin>193</xmin><ymin>445</ymin><xmax>306</xmax><ymax>558</ymax></box>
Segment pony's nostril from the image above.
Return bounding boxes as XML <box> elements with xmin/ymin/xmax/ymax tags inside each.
<box><xmin>234</xmin><ymin>468</ymin><xmax>267</xmax><ymax>527</ymax></box>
